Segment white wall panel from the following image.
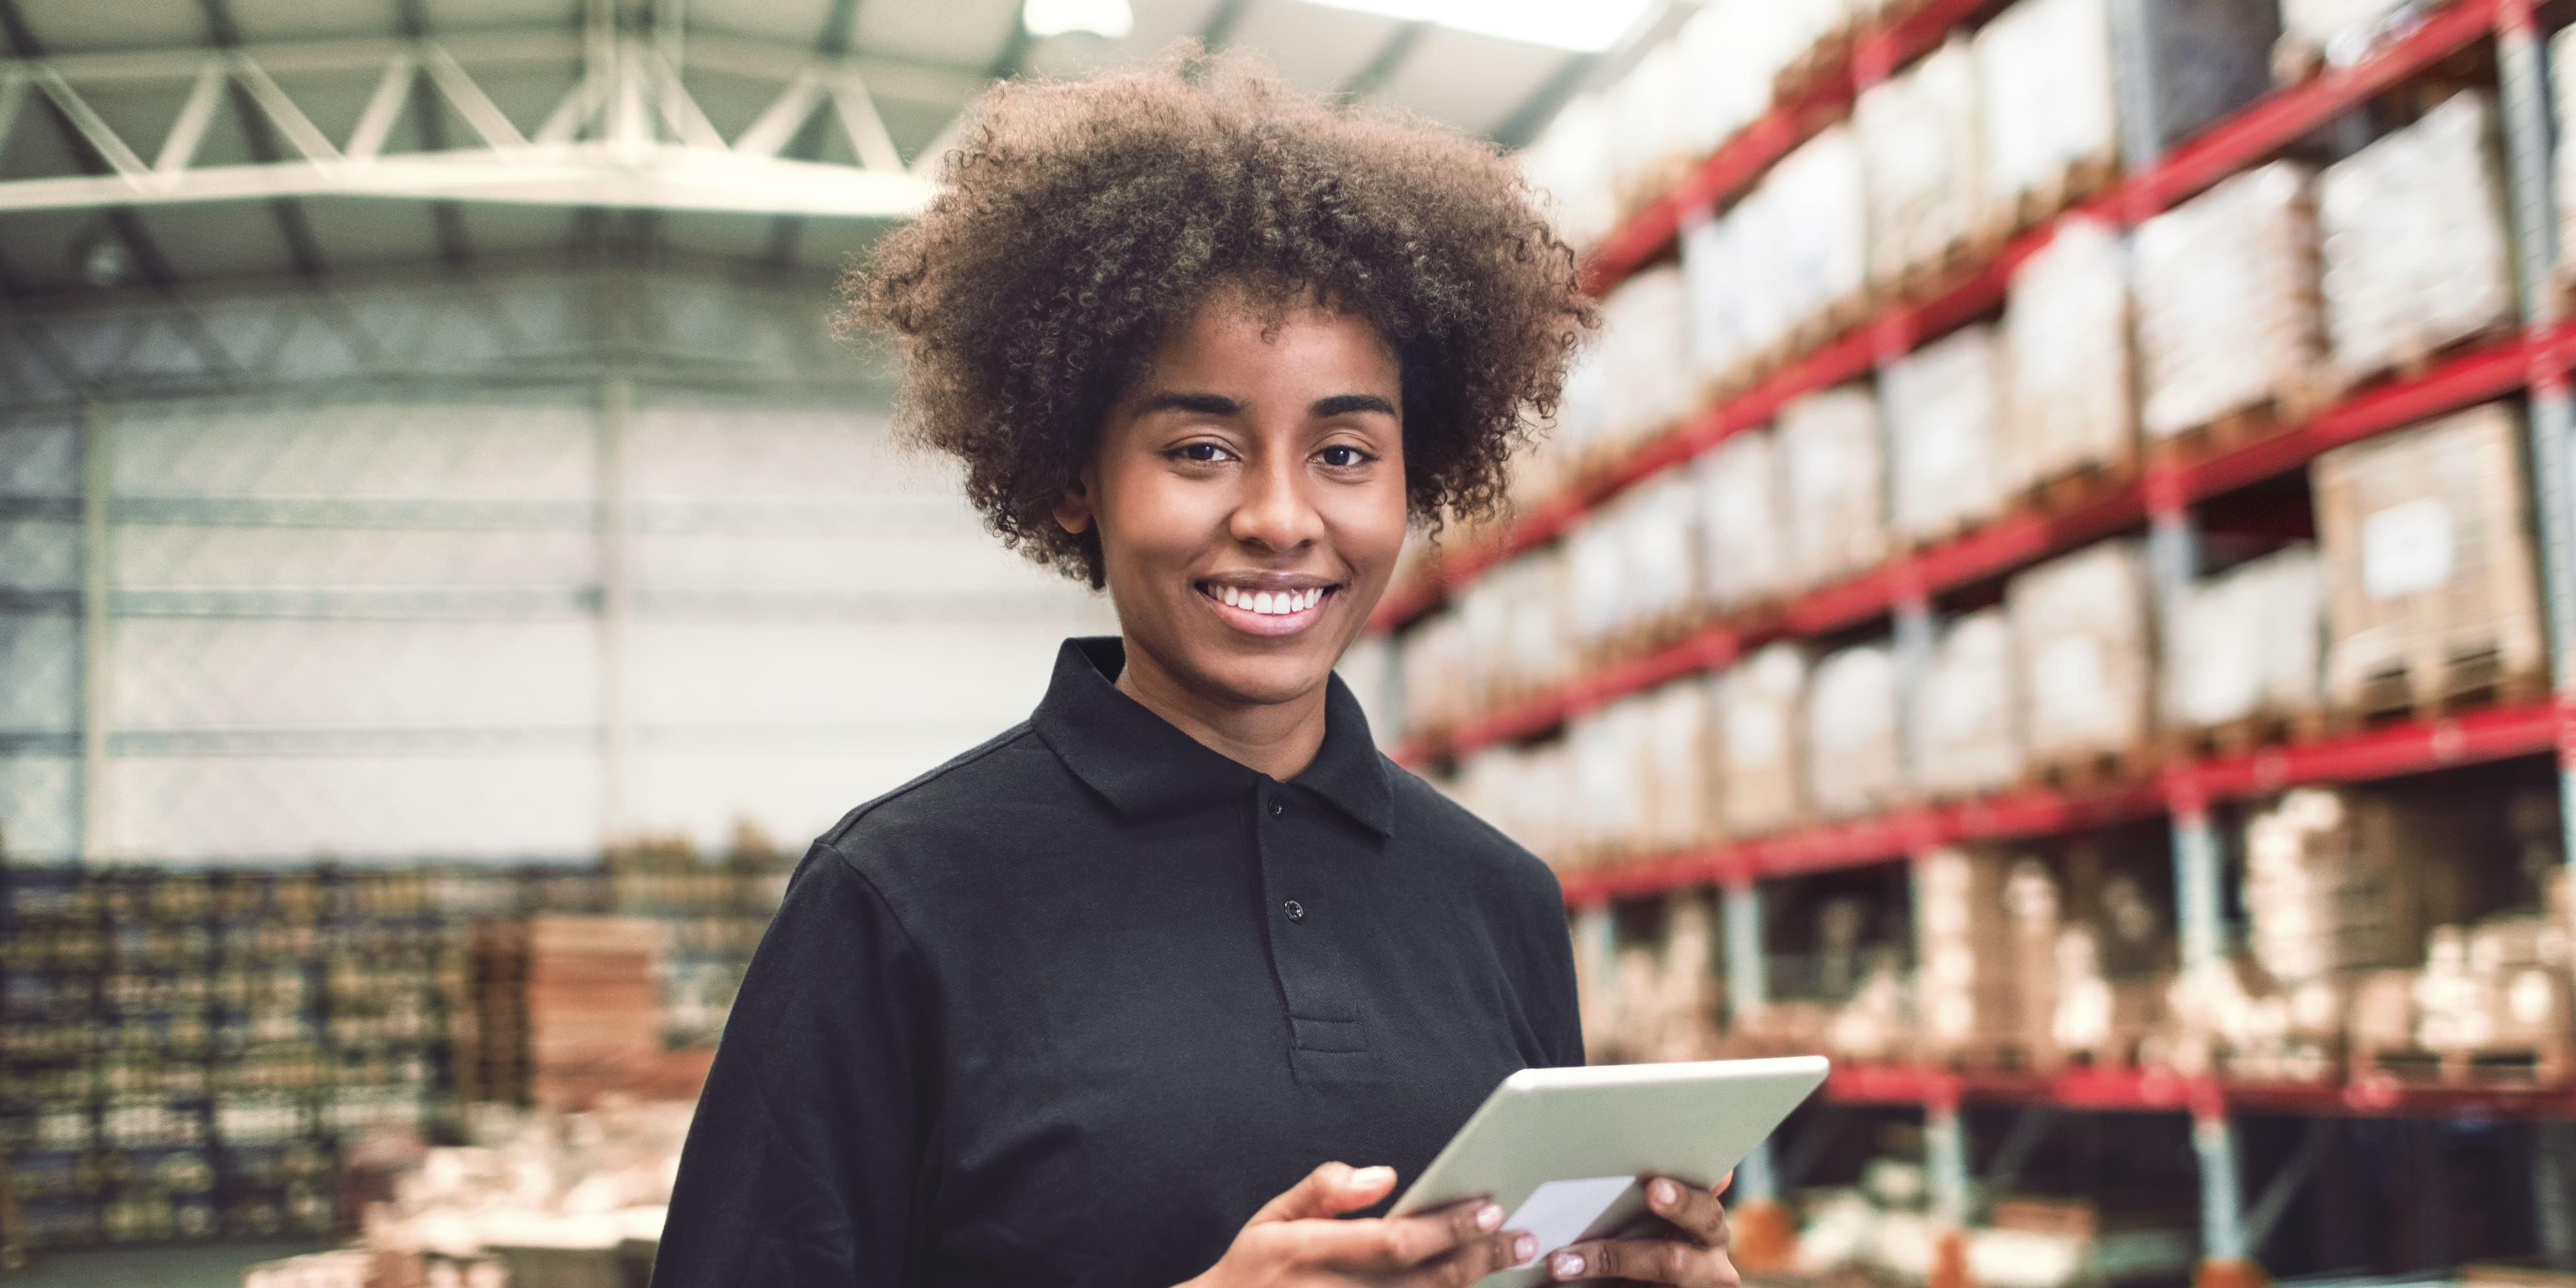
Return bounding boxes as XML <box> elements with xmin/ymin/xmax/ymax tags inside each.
<box><xmin>109</xmin><ymin>618</ymin><xmax>598</xmax><ymax>731</ymax></box>
<box><xmin>630</xmin><ymin>742</ymin><xmax>998</xmax><ymax>854</ymax></box>
<box><xmin>113</xmin><ymin>525</ymin><xmax>597</xmax><ymax>591</ymax></box>
<box><xmin>0</xmin><ymin>520</ymin><xmax>80</xmax><ymax>591</ymax></box>
<box><xmin>0</xmin><ymin>616</ymin><xmax>80</xmax><ymax>733</ymax></box>
<box><xmin>0</xmin><ymin>755</ymin><xmax>78</xmax><ymax>862</ymax></box>
<box><xmin>103</xmin><ymin>753</ymin><xmax>600</xmax><ymax>862</ymax></box>
<box><xmin>0</xmin><ymin>418</ymin><xmax>79</xmax><ymax>496</ymax></box>
<box><xmin>111</xmin><ymin>399</ymin><xmax>595</xmax><ymax>501</ymax></box>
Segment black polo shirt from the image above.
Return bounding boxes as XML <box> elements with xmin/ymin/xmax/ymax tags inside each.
<box><xmin>650</xmin><ymin>637</ymin><xmax>1584</xmax><ymax>1288</ymax></box>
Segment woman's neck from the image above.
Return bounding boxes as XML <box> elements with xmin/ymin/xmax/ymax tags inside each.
<box><xmin>1114</xmin><ymin>638</ymin><xmax>1331</xmax><ymax>782</ymax></box>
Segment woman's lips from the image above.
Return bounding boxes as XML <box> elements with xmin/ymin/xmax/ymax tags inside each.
<box><xmin>1198</xmin><ymin>583</ymin><xmax>1336</xmax><ymax>636</ymax></box>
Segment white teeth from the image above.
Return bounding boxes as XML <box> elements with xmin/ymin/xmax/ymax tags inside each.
<box><xmin>1223</xmin><ymin>587</ymin><xmax>1242</xmax><ymax>608</ymax></box>
<box><xmin>1254</xmin><ymin>591</ymin><xmax>1277</xmax><ymax>614</ymax></box>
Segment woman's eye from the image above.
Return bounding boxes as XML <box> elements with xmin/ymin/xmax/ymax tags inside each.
<box><xmin>1318</xmin><ymin>446</ymin><xmax>1372</xmax><ymax>468</ymax></box>
<box><xmin>1173</xmin><ymin>442</ymin><xmax>1231</xmax><ymax>462</ymax></box>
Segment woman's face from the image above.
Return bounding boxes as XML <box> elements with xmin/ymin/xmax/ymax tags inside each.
<box><xmin>1056</xmin><ymin>290</ymin><xmax>1408</xmax><ymax>710</ymax></box>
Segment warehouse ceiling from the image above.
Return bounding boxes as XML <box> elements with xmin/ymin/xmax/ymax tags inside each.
<box><xmin>0</xmin><ymin>0</ymin><xmax>1633</xmax><ymax>301</ymax></box>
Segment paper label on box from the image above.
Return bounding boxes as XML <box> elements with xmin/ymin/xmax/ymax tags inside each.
<box><xmin>1500</xmin><ymin>1175</ymin><xmax>1637</xmax><ymax>1267</ymax></box>
<box><xmin>2360</xmin><ymin>498</ymin><xmax>2454</xmax><ymax>599</ymax></box>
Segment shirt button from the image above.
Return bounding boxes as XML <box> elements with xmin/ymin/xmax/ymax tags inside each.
<box><xmin>1282</xmin><ymin>900</ymin><xmax>1305</xmax><ymax>922</ymax></box>
<box><xmin>1269</xmin><ymin>800</ymin><xmax>1285</xmax><ymax>819</ymax></box>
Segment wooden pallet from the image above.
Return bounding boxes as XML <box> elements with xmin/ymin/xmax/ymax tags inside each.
<box><xmin>2025</xmin><ymin>744</ymin><xmax>2154</xmax><ymax>795</ymax></box>
<box><xmin>2157</xmin><ymin>708</ymin><xmax>2329</xmax><ymax>761</ymax></box>
<box><xmin>1885</xmin><ymin>225</ymin><xmax>2008</xmax><ymax>305</ymax></box>
<box><xmin>2014</xmin><ymin>455</ymin><xmax>2140</xmax><ymax>521</ymax></box>
<box><xmin>2354</xmin><ymin>1037</ymin><xmax>2575</xmax><ymax>1087</ymax></box>
<box><xmin>2324</xmin><ymin>653</ymin><xmax>2548</xmax><ymax>731</ymax></box>
<box><xmin>1925</xmin><ymin>1034</ymin><xmax>2061</xmax><ymax>1075</ymax></box>
<box><xmin>1773</xmin><ymin>26</ymin><xmax>1855</xmax><ymax>106</ymax></box>
<box><xmin>1976</xmin><ymin>153</ymin><xmax>2119</xmax><ymax>248</ymax></box>
<box><xmin>2325</xmin><ymin>319</ymin><xmax>2519</xmax><ymax>402</ymax></box>
<box><xmin>2146</xmin><ymin>388</ymin><xmax>2320</xmax><ymax>470</ymax></box>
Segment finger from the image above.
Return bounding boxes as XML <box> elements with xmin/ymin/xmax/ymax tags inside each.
<box><xmin>1303</xmin><ymin>1198</ymin><xmax>1502</xmax><ymax>1269</ymax></box>
<box><xmin>1393</xmin><ymin>1229</ymin><xmax>1540</xmax><ymax>1288</ymax></box>
<box><xmin>1549</xmin><ymin>1237</ymin><xmax>1732</xmax><ymax>1286</ymax></box>
<box><xmin>1252</xmin><ymin>1162</ymin><xmax>1397</xmax><ymax>1224</ymax></box>
<box><xmin>1641</xmin><ymin>1175</ymin><xmax>1732</xmax><ymax>1245</ymax></box>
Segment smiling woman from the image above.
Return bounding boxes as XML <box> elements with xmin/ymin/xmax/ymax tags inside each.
<box><xmin>647</xmin><ymin>48</ymin><xmax>1764</xmax><ymax>1288</ymax></box>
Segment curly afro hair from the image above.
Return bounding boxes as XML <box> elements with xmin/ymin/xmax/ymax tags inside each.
<box><xmin>841</xmin><ymin>48</ymin><xmax>1598</xmax><ymax>587</ymax></box>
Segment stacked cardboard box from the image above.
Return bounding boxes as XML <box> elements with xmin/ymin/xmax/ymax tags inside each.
<box><xmin>1804</xmin><ymin>645</ymin><xmax>1905</xmax><ymax>820</ymax></box>
<box><xmin>2134</xmin><ymin>162</ymin><xmax>2325</xmax><ymax>442</ymax></box>
<box><xmin>1716</xmin><ymin>646</ymin><xmax>1811</xmax><ymax>838</ymax></box>
<box><xmin>2162</xmin><ymin>545</ymin><xmax>2326</xmax><ymax>738</ymax></box>
<box><xmin>1885</xmin><ymin>325</ymin><xmax>2011</xmax><ymax>545</ymax></box>
<box><xmin>2313</xmin><ymin>404</ymin><xmax>2546</xmax><ymax>719</ymax></box>
<box><xmin>1779</xmin><ymin>386</ymin><xmax>1888</xmax><ymax>592</ymax></box>
<box><xmin>1915</xmin><ymin>849</ymin><xmax>2060</xmax><ymax>1068</ymax></box>
<box><xmin>2316</xmin><ymin>92</ymin><xmax>2514</xmax><ymax>392</ymax></box>
<box><xmin>2008</xmin><ymin>542</ymin><xmax>2155</xmax><ymax>773</ymax></box>
<box><xmin>1858</xmin><ymin>37</ymin><xmax>1986</xmax><ymax>293</ymax></box>
<box><xmin>1974</xmin><ymin>0</ymin><xmax>2118</xmax><ymax>234</ymax></box>
<box><xmin>1694</xmin><ymin>429</ymin><xmax>1791</xmax><ymax>616</ymax></box>
<box><xmin>1910</xmin><ymin>609</ymin><xmax>2024</xmax><ymax>799</ymax></box>
<box><xmin>2003</xmin><ymin>218</ymin><xmax>2134</xmax><ymax>491</ymax></box>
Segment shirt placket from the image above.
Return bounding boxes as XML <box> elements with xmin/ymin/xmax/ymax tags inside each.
<box><xmin>1249</xmin><ymin>784</ymin><xmax>1378</xmax><ymax>1084</ymax></box>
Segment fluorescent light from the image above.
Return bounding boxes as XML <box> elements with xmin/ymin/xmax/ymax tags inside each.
<box><xmin>1023</xmin><ymin>0</ymin><xmax>1135</xmax><ymax>39</ymax></box>
<box><xmin>1295</xmin><ymin>0</ymin><xmax>1655</xmax><ymax>52</ymax></box>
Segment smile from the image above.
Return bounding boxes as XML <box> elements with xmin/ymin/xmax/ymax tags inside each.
<box><xmin>1197</xmin><ymin>581</ymin><xmax>1338</xmax><ymax>635</ymax></box>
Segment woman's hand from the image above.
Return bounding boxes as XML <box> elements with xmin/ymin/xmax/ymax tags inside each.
<box><xmin>1542</xmin><ymin>1173</ymin><xmax>1738</xmax><ymax>1287</ymax></box>
<box><xmin>1184</xmin><ymin>1161</ymin><xmax>1539</xmax><ymax>1288</ymax></box>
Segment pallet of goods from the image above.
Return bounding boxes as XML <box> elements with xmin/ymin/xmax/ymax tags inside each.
<box><xmin>1596</xmin><ymin>269</ymin><xmax>1698</xmax><ymax>479</ymax></box>
<box><xmin>2311</xmin><ymin>403</ymin><xmax>2546</xmax><ymax>723</ymax></box>
<box><xmin>2007</xmin><ymin>541</ymin><xmax>2156</xmax><ymax>786</ymax></box>
<box><xmin>2160</xmin><ymin>545</ymin><xmax>2327</xmax><ymax>755</ymax></box>
<box><xmin>2316</xmin><ymin>91</ymin><xmax>2515</xmax><ymax>395</ymax></box>
<box><xmin>2276</xmin><ymin>0</ymin><xmax>2438</xmax><ymax>81</ymax></box>
<box><xmin>1804</xmin><ymin>645</ymin><xmax>1906</xmax><ymax>821</ymax></box>
<box><xmin>1915</xmin><ymin>848</ymin><xmax>2062</xmax><ymax>1072</ymax></box>
<box><xmin>2003</xmin><ymin>217</ymin><xmax>2135</xmax><ymax>507</ymax></box>
<box><xmin>1885</xmin><ymin>324</ymin><xmax>2011</xmax><ymax>547</ymax></box>
<box><xmin>1973</xmin><ymin>0</ymin><xmax>2119</xmax><ymax>242</ymax></box>
<box><xmin>1910</xmin><ymin>609</ymin><xmax>2025</xmax><ymax>800</ymax></box>
<box><xmin>1639</xmin><ymin>681</ymin><xmax>1720</xmax><ymax>858</ymax></box>
<box><xmin>1695</xmin><ymin>428</ymin><xmax>1793</xmax><ymax>618</ymax></box>
<box><xmin>1779</xmin><ymin>386</ymin><xmax>1889</xmax><ymax>593</ymax></box>
<box><xmin>2134</xmin><ymin>162</ymin><xmax>2328</xmax><ymax>455</ymax></box>
<box><xmin>1716</xmin><ymin>645</ymin><xmax>1812</xmax><ymax>840</ymax></box>
<box><xmin>1858</xmin><ymin>36</ymin><xmax>1989</xmax><ymax>299</ymax></box>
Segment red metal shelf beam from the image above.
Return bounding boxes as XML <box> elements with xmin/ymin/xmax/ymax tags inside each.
<box><xmin>1388</xmin><ymin>329</ymin><xmax>2546</xmax><ymax>768</ymax></box>
<box><xmin>1819</xmin><ymin>1062</ymin><xmax>2576</xmax><ymax>1119</ymax></box>
<box><xmin>1544</xmin><ymin>701</ymin><xmax>2554</xmax><ymax>907</ymax></box>
<box><xmin>1381</xmin><ymin>1</ymin><xmax>2510</xmax><ymax>634</ymax></box>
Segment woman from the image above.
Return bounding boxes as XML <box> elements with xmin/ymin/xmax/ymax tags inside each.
<box><xmin>653</xmin><ymin>52</ymin><xmax>1741</xmax><ymax>1288</ymax></box>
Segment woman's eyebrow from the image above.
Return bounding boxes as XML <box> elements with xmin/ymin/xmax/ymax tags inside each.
<box><xmin>1134</xmin><ymin>390</ymin><xmax>1242</xmax><ymax>417</ymax></box>
<box><xmin>1311</xmin><ymin>393</ymin><xmax>1397</xmax><ymax>418</ymax></box>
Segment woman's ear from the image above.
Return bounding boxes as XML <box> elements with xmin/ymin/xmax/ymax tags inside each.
<box><xmin>1053</xmin><ymin>473</ymin><xmax>1095</xmax><ymax>536</ymax></box>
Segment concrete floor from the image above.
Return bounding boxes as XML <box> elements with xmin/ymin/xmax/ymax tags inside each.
<box><xmin>3</xmin><ymin>1240</ymin><xmax>334</xmax><ymax>1287</ymax></box>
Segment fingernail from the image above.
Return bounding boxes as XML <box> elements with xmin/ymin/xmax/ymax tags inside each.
<box><xmin>1553</xmin><ymin>1251</ymin><xmax>1585</xmax><ymax>1278</ymax></box>
<box><xmin>1652</xmin><ymin>1179</ymin><xmax>1679</xmax><ymax>1208</ymax></box>
<box><xmin>1515</xmin><ymin>1233</ymin><xmax>1539</xmax><ymax>1261</ymax></box>
<box><xmin>1351</xmin><ymin>1166</ymin><xmax>1394</xmax><ymax>1186</ymax></box>
<box><xmin>1477</xmin><ymin>1203</ymin><xmax>1504</xmax><ymax>1230</ymax></box>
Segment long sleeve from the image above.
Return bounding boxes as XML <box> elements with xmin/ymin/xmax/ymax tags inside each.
<box><xmin>652</xmin><ymin>842</ymin><xmax>936</xmax><ymax>1287</ymax></box>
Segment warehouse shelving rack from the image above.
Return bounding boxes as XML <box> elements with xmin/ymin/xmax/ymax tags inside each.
<box><xmin>1370</xmin><ymin>0</ymin><xmax>2576</xmax><ymax>1280</ymax></box>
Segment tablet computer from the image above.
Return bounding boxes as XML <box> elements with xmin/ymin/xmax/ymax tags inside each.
<box><xmin>1386</xmin><ymin>1056</ymin><xmax>1830</xmax><ymax>1286</ymax></box>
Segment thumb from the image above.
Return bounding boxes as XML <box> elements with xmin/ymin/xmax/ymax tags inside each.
<box><xmin>1251</xmin><ymin>1162</ymin><xmax>1398</xmax><ymax>1224</ymax></box>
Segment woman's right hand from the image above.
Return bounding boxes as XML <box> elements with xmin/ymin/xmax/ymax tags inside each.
<box><xmin>1183</xmin><ymin>1162</ymin><xmax>1537</xmax><ymax>1287</ymax></box>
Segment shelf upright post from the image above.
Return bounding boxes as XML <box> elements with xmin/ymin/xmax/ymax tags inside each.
<box><xmin>1720</xmin><ymin>877</ymin><xmax>1797</xmax><ymax>1269</ymax></box>
<box><xmin>78</xmin><ymin>399</ymin><xmax>110</xmax><ymax>866</ymax></box>
<box><xmin>1924</xmin><ymin>1080</ymin><xmax>1973</xmax><ymax>1288</ymax></box>
<box><xmin>2494</xmin><ymin>0</ymin><xmax>2576</xmax><ymax>1259</ymax></box>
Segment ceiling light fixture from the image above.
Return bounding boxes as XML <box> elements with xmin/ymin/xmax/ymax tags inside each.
<box><xmin>1294</xmin><ymin>0</ymin><xmax>1656</xmax><ymax>52</ymax></box>
<box><xmin>1023</xmin><ymin>0</ymin><xmax>1135</xmax><ymax>40</ymax></box>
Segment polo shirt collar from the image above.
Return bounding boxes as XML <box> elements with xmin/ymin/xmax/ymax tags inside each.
<box><xmin>1031</xmin><ymin>637</ymin><xmax>1396</xmax><ymax>837</ymax></box>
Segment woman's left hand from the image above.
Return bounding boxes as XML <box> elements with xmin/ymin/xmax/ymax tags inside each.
<box><xmin>1544</xmin><ymin>1172</ymin><xmax>1739</xmax><ymax>1286</ymax></box>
